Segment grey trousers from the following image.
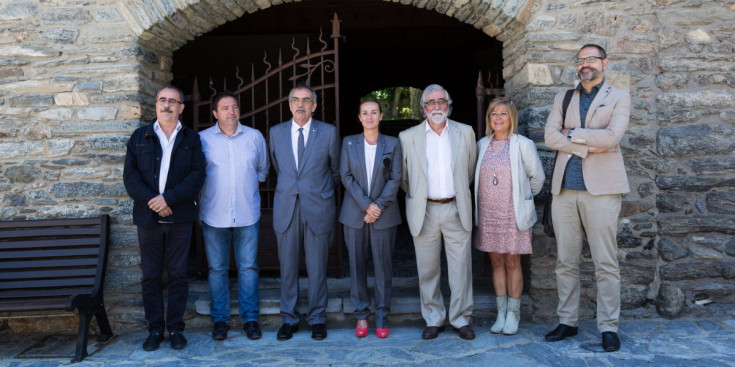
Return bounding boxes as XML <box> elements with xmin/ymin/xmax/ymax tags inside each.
<box><xmin>344</xmin><ymin>224</ymin><xmax>397</xmax><ymax>328</ymax></box>
<box><xmin>276</xmin><ymin>199</ymin><xmax>333</xmax><ymax>325</ymax></box>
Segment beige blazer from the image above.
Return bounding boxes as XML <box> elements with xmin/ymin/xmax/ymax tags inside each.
<box><xmin>544</xmin><ymin>82</ymin><xmax>631</xmax><ymax>195</ymax></box>
<box><xmin>399</xmin><ymin>119</ymin><xmax>477</xmax><ymax>237</ymax></box>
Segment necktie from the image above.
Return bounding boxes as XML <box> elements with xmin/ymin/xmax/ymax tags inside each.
<box><xmin>297</xmin><ymin>127</ymin><xmax>305</xmax><ymax>170</ymax></box>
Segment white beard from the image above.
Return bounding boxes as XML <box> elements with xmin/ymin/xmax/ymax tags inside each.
<box><xmin>429</xmin><ymin>110</ymin><xmax>447</xmax><ymax>124</ymax></box>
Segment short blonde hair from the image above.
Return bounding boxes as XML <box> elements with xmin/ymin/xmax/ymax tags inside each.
<box><xmin>485</xmin><ymin>98</ymin><xmax>518</xmax><ymax>137</ymax></box>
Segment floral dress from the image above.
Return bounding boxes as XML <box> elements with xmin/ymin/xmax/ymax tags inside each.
<box><xmin>475</xmin><ymin>138</ymin><xmax>532</xmax><ymax>254</ymax></box>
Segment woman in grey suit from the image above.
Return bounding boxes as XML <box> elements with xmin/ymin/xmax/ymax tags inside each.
<box><xmin>339</xmin><ymin>98</ymin><xmax>402</xmax><ymax>339</ymax></box>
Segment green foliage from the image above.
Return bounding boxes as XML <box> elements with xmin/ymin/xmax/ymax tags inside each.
<box><xmin>363</xmin><ymin>86</ymin><xmax>422</xmax><ymax>121</ymax></box>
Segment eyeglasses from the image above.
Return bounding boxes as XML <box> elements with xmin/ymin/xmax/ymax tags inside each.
<box><xmin>424</xmin><ymin>99</ymin><xmax>448</xmax><ymax>107</ymax></box>
<box><xmin>157</xmin><ymin>97</ymin><xmax>182</xmax><ymax>105</ymax></box>
<box><xmin>573</xmin><ymin>56</ymin><xmax>604</xmax><ymax>65</ymax></box>
<box><xmin>291</xmin><ymin>97</ymin><xmax>313</xmax><ymax>104</ymax></box>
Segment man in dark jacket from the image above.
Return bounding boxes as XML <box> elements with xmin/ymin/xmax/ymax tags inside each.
<box><xmin>123</xmin><ymin>85</ymin><xmax>206</xmax><ymax>352</ymax></box>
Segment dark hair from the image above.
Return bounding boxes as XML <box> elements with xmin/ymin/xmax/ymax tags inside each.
<box><xmin>359</xmin><ymin>97</ymin><xmax>382</xmax><ymax>113</ymax></box>
<box><xmin>156</xmin><ymin>85</ymin><xmax>184</xmax><ymax>102</ymax></box>
<box><xmin>288</xmin><ymin>83</ymin><xmax>317</xmax><ymax>104</ymax></box>
<box><xmin>212</xmin><ymin>91</ymin><xmax>238</xmax><ymax>111</ymax></box>
<box><xmin>579</xmin><ymin>44</ymin><xmax>607</xmax><ymax>59</ymax></box>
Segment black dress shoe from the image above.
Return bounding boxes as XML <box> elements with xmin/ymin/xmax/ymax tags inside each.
<box><xmin>311</xmin><ymin>323</ymin><xmax>327</xmax><ymax>340</ymax></box>
<box><xmin>454</xmin><ymin>325</ymin><xmax>476</xmax><ymax>340</ymax></box>
<box><xmin>169</xmin><ymin>330</ymin><xmax>187</xmax><ymax>350</ymax></box>
<box><xmin>602</xmin><ymin>331</ymin><xmax>621</xmax><ymax>352</ymax></box>
<box><xmin>544</xmin><ymin>324</ymin><xmax>578</xmax><ymax>342</ymax></box>
<box><xmin>244</xmin><ymin>321</ymin><xmax>262</xmax><ymax>340</ymax></box>
<box><xmin>421</xmin><ymin>326</ymin><xmax>445</xmax><ymax>340</ymax></box>
<box><xmin>277</xmin><ymin>323</ymin><xmax>299</xmax><ymax>341</ymax></box>
<box><xmin>142</xmin><ymin>332</ymin><xmax>164</xmax><ymax>351</ymax></box>
<box><xmin>212</xmin><ymin>321</ymin><xmax>229</xmax><ymax>341</ymax></box>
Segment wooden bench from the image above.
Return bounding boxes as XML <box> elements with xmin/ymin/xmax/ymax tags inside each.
<box><xmin>0</xmin><ymin>215</ymin><xmax>114</xmax><ymax>362</ymax></box>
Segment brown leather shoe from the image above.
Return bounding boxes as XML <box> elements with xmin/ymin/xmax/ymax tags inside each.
<box><xmin>455</xmin><ymin>325</ymin><xmax>475</xmax><ymax>340</ymax></box>
<box><xmin>421</xmin><ymin>326</ymin><xmax>445</xmax><ymax>340</ymax></box>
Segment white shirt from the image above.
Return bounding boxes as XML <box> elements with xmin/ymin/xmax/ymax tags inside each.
<box><xmin>291</xmin><ymin>119</ymin><xmax>312</xmax><ymax>167</ymax></box>
<box><xmin>153</xmin><ymin>120</ymin><xmax>182</xmax><ymax>194</ymax></box>
<box><xmin>199</xmin><ymin>123</ymin><xmax>269</xmax><ymax>228</ymax></box>
<box><xmin>425</xmin><ymin>120</ymin><xmax>455</xmax><ymax>199</ymax></box>
<box><xmin>364</xmin><ymin>139</ymin><xmax>377</xmax><ymax>196</ymax></box>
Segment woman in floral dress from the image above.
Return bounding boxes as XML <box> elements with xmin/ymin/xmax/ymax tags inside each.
<box><xmin>473</xmin><ymin>98</ymin><xmax>545</xmax><ymax>335</ymax></box>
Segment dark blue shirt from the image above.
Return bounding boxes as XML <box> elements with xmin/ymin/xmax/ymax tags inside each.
<box><xmin>562</xmin><ymin>80</ymin><xmax>602</xmax><ymax>191</ymax></box>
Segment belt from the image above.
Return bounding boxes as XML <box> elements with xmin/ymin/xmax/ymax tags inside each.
<box><xmin>427</xmin><ymin>197</ymin><xmax>455</xmax><ymax>204</ymax></box>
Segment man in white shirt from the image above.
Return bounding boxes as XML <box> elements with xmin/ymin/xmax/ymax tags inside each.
<box><xmin>399</xmin><ymin>84</ymin><xmax>478</xmax><ymax>340</ymax></box>
<box><xmin>123</xmin><ymin>85</ymin><xmax>206</xmax><ymax>351</ymax></box>
<box><xmin>199</xmin><ymin>91</ymin><xmax>269</xmax><ymax>341</ymax></box>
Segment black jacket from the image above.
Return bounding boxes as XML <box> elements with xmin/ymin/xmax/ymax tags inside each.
<box><xmin>123</xmin><ymin>122</ymin><xmax>206</xmax><ymax>227</ymax></box>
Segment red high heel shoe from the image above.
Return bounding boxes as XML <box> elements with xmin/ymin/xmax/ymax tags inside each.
<box><xmin>376</xmin><ymin>328</ymin><xmax>390</xmax><ymax>338</ymax></box>
<box><xmin>355</xmin><ymin>322</ymin><xmax>368</xmax><ymax>338</ymax></box>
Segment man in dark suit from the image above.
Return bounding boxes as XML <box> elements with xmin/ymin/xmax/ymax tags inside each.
<box><xmin>268</xmin><ymin>84</ymin><xmax>341</xmax><ymax>341</ymax></box>
<box><xmin>123</xmin><ymin>85</ymin><xmax>206</xmax><ymax>351</ymax></box>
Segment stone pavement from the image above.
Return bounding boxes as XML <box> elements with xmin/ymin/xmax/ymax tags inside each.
<box><xmin>2</xmin><ymin>315</ymin><xmax>734</xmax><ymax>366</ymax></box>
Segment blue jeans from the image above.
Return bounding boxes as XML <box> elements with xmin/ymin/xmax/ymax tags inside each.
<box><xmin>201</xmin><ymin>221</ymin><xmax>260</xmax><ymax>323</ymax></box>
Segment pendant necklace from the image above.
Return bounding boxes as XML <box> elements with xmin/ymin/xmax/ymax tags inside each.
<box><xmin>489</xmin><ymin>138</ymin><xmax>506</xmax><ymax>186</ymax></box>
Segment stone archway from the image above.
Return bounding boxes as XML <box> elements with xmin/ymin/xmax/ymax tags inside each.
<box><xmin>113</xmin><ymin>0</ymin><xmax>545</xmax><ymax>324</ymax></box>
<box><xmin>118</xmin><ymin>0</ymin><xmax>534</xmax><ymax>112</ymax></box>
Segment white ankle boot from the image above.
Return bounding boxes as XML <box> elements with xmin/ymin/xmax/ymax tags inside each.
<box><xmin>503</xmin><ymin>297</ymin><xmax>521</xmax><ymax>335</ymax></box>
<box><xmin>491</xmin><ymin>296</ymin><xmax>507</xmax><ymax>334</ymax></box>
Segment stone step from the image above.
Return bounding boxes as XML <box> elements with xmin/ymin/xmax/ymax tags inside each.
<box><xmin>192</xmin><ymin>276</ymin><xmax>530</xmax><ymax>322</ymax></box>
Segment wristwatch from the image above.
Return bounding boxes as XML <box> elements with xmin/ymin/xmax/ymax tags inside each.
<box><xmin>567</xmin><ymin>129</ymin><xmax>575</xmax><ymax>139</ymax></box>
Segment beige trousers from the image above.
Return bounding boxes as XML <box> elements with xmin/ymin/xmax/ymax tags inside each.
<box><xmin>552</xmin><ymin>189</ymin><xmax>621</xmax><ymax>333</ymax></box>
<box><xmin>413</xmin><ymin>201</ymin><xmax>473</xmax><ymax>328</ymax></box>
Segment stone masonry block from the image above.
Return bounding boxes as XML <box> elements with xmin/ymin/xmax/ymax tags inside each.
<box><xmin>50</xmin><ymin>182</ymin><xmax>127</xmax><ymax>198</ymax></box>
<box><xmin>95</xmin><ymin>8</ymin><xmax>123</xmax><ymax>22</ymax></box>
<box><xmin>54</xmin><ymin>92</ymin><xmax>89</xmax><ymax>106</ymax></box>
<box><xmin>657</xmin><ymin>124</ymin><xmax>735</xmax><ymax>157</ymax></box>
<box><xmin>78</xmin><ymin>106</ymin><xmax>118</xmax><ymax>121</ymax></box>
<box><xmin>656</xmin><ymin>91</ymin><xmax>735</xmax><ymax>109</ymax></box>
<box><xmin>0</xmin><ymin>0</ymin><xmax>37</xmax><ymax>20</ymax></box>
<box><xmin>513</xmin><ymin>63</ymin><xmax>553</xmax><ymax>89</ymax></box>
<box><xmin>41</xmin><ymin>28</ymin><xmax>79</xmax><ymax>44</ymax></box>
<box><xmin>39</xmin><ymin>8</ymin><xmax>91</xmax><ymax>25</ymax></box>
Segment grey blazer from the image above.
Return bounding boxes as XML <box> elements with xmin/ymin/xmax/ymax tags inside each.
<box><xmin>339</xmin><ymin>133</ymin><xmax>402</xmax><ymax>230</ymax></box>
<box><xmin>399</xmin><ymin>120</ymin><xmax>477</xmax><ymax>237</ymax></box>
<box><xmin>268</xmin><ymin>119</ymin><xmax>341</xmax><ymax>235</ymax></box>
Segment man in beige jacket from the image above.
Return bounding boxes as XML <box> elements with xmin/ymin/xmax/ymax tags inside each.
<box><xmin>399</xmin><ymin>84</ymin><xmax>477</xmax><ymax>340</ymax></box>
<box><xmin>544</xmin><ymin>44</ymin><xmax>631</xmax><ymax>352</ymax></box>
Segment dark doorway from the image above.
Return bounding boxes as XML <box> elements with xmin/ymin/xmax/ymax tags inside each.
<box><xmin>172</xmin><ymin>0</ymin><xmax>505</xmax><ymax>280</ymax></box>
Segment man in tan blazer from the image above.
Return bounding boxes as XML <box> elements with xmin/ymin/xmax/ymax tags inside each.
<box><xmin>399</xmin><ymin>84</ymin><xmax>477</xmax><ymax>340</ymax></box>
<box><xmin>543</xmin><ymin>44</ymin><xmax>631</xmax><ymax>352</ymax></box>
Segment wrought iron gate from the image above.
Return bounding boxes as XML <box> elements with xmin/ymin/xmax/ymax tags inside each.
<box><xmin>474</xmin><ymin>70</ymin><xmax>504</xmax><ymax>135</ymax></box>
<box><xmin>186</xmin><ymin>13</ymin><xmax>343</xmax><ymax>277</ymax></box>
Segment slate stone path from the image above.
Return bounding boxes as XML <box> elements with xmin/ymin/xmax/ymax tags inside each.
<box><xmin>2</xmin><ymin>317</ymin><xmax>734</xmax><ymax>366</ymax></box>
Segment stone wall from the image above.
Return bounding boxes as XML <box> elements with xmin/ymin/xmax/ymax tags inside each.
<box><xmin>1</xmin><ymin>0</ymin><xmax>734</xmax><ymax>330</ymax></box>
